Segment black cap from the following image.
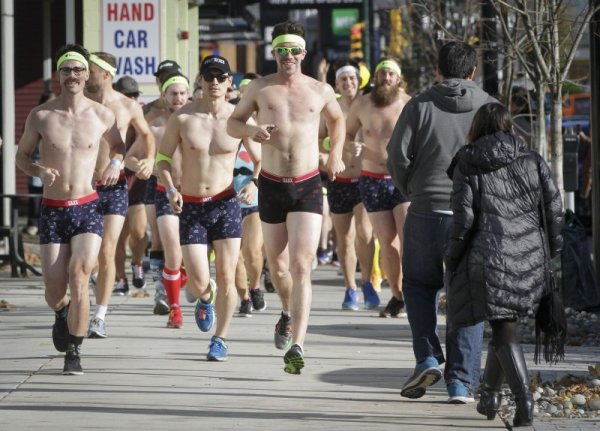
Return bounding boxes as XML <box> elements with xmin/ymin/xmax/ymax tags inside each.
<box><xmin>154</xmin><ymin>60</ymin><xmax>182</xmax><ymax>77</ymax></box>
<box><xmin>200</xmin><ymin>55</ymin><xmax>231</xmax><ymax>75</ymax></box>
<box><xmin>114</xmin><ymin>76</ymin><xmax>141</xmax><ymax>96</ymax></box>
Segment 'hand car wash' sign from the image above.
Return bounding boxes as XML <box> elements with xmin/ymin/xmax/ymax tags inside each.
<box><xmin>102</xmin><ymin>0</ymin><xmax>160</xmax><ymax>83</ymax></box>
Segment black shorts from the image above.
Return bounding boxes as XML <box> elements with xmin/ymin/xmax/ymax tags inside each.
<box><xmin>144</xmin><ymin>175</ymin><xmax>158</xmax><ymax>205</ymax></box>
<box><xmin>258</xmin><ymin>171</ymin><xmax>323</xmax><ymax>224</ymax></box>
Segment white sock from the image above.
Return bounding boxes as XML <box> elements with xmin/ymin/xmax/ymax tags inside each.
<box><xmin>94</xmin><ymin>305</ymin><xmax>108</xmax><ymax>320</ymax></box>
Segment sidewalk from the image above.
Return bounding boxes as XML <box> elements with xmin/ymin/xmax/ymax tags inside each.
<box><xmin>0</xmin><ymin>265</ymin><xmax>598</xmax><ymax>431</ymax></box>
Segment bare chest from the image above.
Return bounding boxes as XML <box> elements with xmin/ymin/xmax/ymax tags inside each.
<box><xmin>259</xmin><ymin>86</ymin><xmax>323</xmax><ymax>123</ymax></box>
<box><xmin>39</xmin><ymin>111</ymin><xmax>105</xmax><ymax>153</ymax></box>
<box><xmin>360</xmin><ymin>101</ymin><xmax>404</xmax><ymax>141</ymax></box>
<box><xmin>180</xmin><ymin>115</ymin><xmax>239</xmax><ymax>155</ymax></box>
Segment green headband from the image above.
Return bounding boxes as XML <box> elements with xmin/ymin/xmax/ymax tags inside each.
<box><xmin>56</xmin><ymin>51</ymin><xmax>88</xmax><ymax>71</ymax></box>
<box><xmin>272</xmin><ymin>34</ymin><xmax>306</xmax><ymax>49</ymax></box>
<box><xmin>162</xmin><ymin>76</ymin><xmax>189</xmax><ymax>93</ymax></box>
<box><xmin>375</xmin><ymin>60</ymin><xmax>401</xmax><ymax>77</ymax></box>
<box><xmin>239</xmin><ymin>78</ymin><xmax>252</xmax><ymax>88</ymax></box>
<box><xmin>89</xmin><ymin>54</ymin><xmax>117</xmax><ymax>77</ymax></box>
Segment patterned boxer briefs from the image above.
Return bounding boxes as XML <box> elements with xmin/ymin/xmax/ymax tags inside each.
<box><xmin>327</xmin><ymin>178</ymin><xmax>362</xmax><ymax>214</ymax></box>
<box><xmin>179</xmin><ymin>190</ymin><xmax>242</xmax><ymax>245</ymax></box>
<box><xmin>359</xmin><ymin>173</ymin><xmax>408</xmax><ymax>213</ymax></box>
<box><xmin>39</xmin><ymin>192</ymin><xmax>103</xmax><ymax>244</ymax></box>
<box><xmin>96</xmin><ymin>179</ymin><xmax>128</xmax><ymax>217</ymax></box>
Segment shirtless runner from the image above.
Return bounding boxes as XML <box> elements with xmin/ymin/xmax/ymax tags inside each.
<box><xmin>128</xmin><ymin>72</ymin><xmax>191</xmax><ymax>326</ymax></box>
<box><xmin>320</xmin><ymin>60</ymin><xmax>375</xmax><ymax>311</ymax></box>
<box><xmin>227</xmin><ymin>20</ymin><xmax>345</xmax><ymax>374</ymax></box>
<box><xmin>84</xmin><ymin>51</ymin><xmax>155</xmax><ymax>339</ymax></box>
<box><xmin>345</xmin><ymin>57</ymin><xmax>411</xmax><ymax>318</ymax></box>
<box><xmin>157</xmin><ymin>55</ymin><xmax>260</xmax><ymax>361</ymax></box>
<box><xmin>15</xmin><ymin>44</ymin><xmax>125</xmax><ymax>375</ymax></box>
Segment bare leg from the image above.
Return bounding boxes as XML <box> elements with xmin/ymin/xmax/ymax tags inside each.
<box><xmin>127</xmin><ymin>204</ymin><xmax>148</xmax><ymax>267</ymax></box>
<box><xmin>285</xmin><ymin>212</ymin><xmax>322</xmax><ymax>347</ymax></box>
<box><xmin>95</xmin><ymin>215</ymin><xmax>127</xmax><ymax>306</ymax></box>
<box><xmin>366</xmin><ymin>210</ymin><xmax>401</xmax><ymax>299</ymax></box>
<box><xmin>212</xmin><ymin>238</ymin><xmax>241</xmax><ymax>339</ymax></box>
<box><xmin>331</xmin><ymin>212</ymin><xmax>357</xmax><ymax>289</ymax></box>
<box><xmin>353</xmin><ymin>203</ymin><xmax>375</xmax><ymax>284</ymax></box>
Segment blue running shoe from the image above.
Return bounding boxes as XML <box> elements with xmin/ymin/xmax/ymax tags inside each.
<box><xmin>400</xmin><ymin>356</ymin><xmax>442</xmax><ymax>399</ymax></box>
<box><xmin>447</xmin><ymin>380</ymin><xmax>475</xmax><ymax>404</ymax></box>
<box><xmin>207</xmin><ymin>336</ymin><xmax>228</xmax><ymax>361</ymax></box>
<box><xmin>194</xmin><ymin>282</ymin><xmax>216</xmax><ymax>332</ymax></box>
<box><xmin>342</xmin><ymin>288</ymin><xmax>359</xmax><ymax>310</ymax></box>
<box><xmin>361</xmin><ymin>281</ymin><xmax>380</xmax><ymax>309</ymax></box>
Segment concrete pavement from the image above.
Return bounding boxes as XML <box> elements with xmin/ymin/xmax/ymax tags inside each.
<box><xmin>0</xmin><ymin>265</ymin><xmax>598</xmax><ymax>431</ymax></box>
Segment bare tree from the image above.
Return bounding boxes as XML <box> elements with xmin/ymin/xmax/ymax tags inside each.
<box><xmin>491</xmin><ymin>0</ymin><xmax>600</xmax><ymax>192</ymax></box>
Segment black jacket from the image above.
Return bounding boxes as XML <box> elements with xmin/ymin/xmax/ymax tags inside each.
<box><xmin>445</xmin><ymin>132</ymin><xmax>563</xmax><ymax>330</ymax></box>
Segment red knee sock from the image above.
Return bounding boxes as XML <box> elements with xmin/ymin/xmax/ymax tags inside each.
<box><xmin>163</xmin><ymin>267</ymin><xmax>181</xmax><ymax>307</ymax></box>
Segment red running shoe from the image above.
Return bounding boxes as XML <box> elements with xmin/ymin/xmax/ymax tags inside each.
<box><xmin>167</xmin><ymin>305</ymin><xmax>183</xmax><ymax>328</ymax></box>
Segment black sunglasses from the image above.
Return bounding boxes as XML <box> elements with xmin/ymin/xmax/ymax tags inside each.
<box><xmin>59</xmin><ymin>66</ymin><xmax>86</xmax><ymax>76</ymax></box>
<box><xmin>202</xmin><ymin>72</ymin><xmax>229</xmax><ymax>83</ymax></box>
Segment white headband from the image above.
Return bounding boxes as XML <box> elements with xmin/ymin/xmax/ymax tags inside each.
<box><xmin>336</xmin><ymin>65</ymin><xmax>359</xmax><ymax>80</ymax></box>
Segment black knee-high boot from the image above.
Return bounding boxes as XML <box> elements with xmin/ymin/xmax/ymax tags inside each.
<box><xmin>495</xmin><ymin>343</ymin><xmax>533</xmax><ymax>427</ymax></box>
<box><xmin>477</xmin><ymin>343</ymin><xmax>504</xmax><ymax>420</ymax></box>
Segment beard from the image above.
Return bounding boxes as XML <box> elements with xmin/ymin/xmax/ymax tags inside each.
<box><xmin>85</xmin><ymin>82</ymin><xmax>101</xmax><ymax>93</ymax></box>
<box><xmin>370</xmin><ymin>84</ymin><xmax>400</xmax><ymax>107</ymax></box>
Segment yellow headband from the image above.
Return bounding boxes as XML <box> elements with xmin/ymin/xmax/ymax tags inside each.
<box><xmin>89</xmin><ymin>54</ymin><xmax>117</xmax><ymax>77</ymax></box>
<box><xmin>56</xmin><ymin>51</ymin><xmax>88</xmax><ymax>71</ymax></box>
<box><xmin>162</xmin><ymin>76</ymin><xmax>189</xmax><ymax>93</ymax></box>
<box><xmin>239</xmin><ymin>78</ymin><xmax>252</xmax><ymax>88</ymax></box>
<box><xmin>272</xmin><ymin>34</ymin><xmax>306</xmax><ymax>49</ymax></box>
<box><xmin>375</xmin><ymin>60</ymin><xmax>401</xmax><ymax>77</ymax></box>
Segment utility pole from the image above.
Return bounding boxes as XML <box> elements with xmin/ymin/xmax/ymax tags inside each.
<box><xmin>481</xmin><ymin>0</ymin><xmax>498</xmax><ymax>96</ymax></box>
<box><xmin>590</xmin><ymin>0</ymin><xmax>600</xmax><ymax>284</ymax></box>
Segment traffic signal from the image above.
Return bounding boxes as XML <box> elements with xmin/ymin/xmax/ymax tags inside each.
<box><xmin>350</xmin><ymin>22</ymin><xmax>364</xmax><ymax>60</ymax></box>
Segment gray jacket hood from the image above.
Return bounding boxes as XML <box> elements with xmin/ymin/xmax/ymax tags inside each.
<box><xmin>431</xmin><ymin>79</ymin><xmax>491</xmax><ymax>113</ymax></box>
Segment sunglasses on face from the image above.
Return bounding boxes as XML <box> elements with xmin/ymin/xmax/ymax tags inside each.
<box><xmin>274</xmin><ymin>46</ymin><xmax>304</xmax><ymax>56</ymax></box>
<box><xmin>59</xmin><ymin>66</ymin><xmax>86</xmax><ymax>76</ymax></box>
<box><xmin>202</xmin><ymin>72</ymin><xmax>229</xmax><ymax>83</ymax></box>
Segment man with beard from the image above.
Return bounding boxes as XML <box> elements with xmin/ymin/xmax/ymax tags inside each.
<box><xmin>345</xmin><ymin>57</ymin><xmax>411</xmax><ymax>318</ymax></box>
<box><xmin>320</xmin><ymin>61</ymin><xmax>375</xmax><ymax>311</ymax></box>
<box><xmin>15</xmin><ymin>44</ymin><xmax>125</xmax><ymax>374</ymax></box>
<box><xmin>227</xmin><ymin>20</ymin><xmax>346</xmax><ymax>374</ymax></box>
<box><xmin>84</xmin><ymin>52</ymin><xmax>155</xmax><ymax>338</ymax></box>
<box><xmin>386</xmin><ymin>42</ymin><xmax>495</xmax><ymax>403</ymax></box>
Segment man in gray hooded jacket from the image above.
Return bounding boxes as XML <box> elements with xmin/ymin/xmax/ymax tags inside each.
<box><xmin>386</xmin><ymin>42</ymin><xmax>496</xmax><ymax>403</ymax></box>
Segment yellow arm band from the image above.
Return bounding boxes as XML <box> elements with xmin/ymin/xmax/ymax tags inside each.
<box><xmin>155</xmin><ymin>152</ymin><xmax>173</xmax><ymax>166</ymax></box>
<box><xmin>56</xmin><ymin>51</ymin><xmax>88</xmax><ymax>71</ymax></box>
<box><xmin>322</xmin><ymin>136</ymin><xmax>331</xmax><ymax>152</ymax></box>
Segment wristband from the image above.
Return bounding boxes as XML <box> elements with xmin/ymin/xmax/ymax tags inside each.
<box><xmin>167</xmin><ymin>186</ymin><xmax>177</xmax><ymax>196</ymax></box>
<box><xmin>110</xmin><ymin>159</ymin><xmax>121</xmax><ymax>167</ymax></box>
<box><xmin>251</xmin><ymin>178</ymin><xmax>258</xmax><ymax>187</ymax></box>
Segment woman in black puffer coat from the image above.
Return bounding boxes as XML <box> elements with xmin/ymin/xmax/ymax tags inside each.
<box><xmin>445</xmin><ymin>103</ymin><xmax>563</xmax><ymax>428</ymax></box>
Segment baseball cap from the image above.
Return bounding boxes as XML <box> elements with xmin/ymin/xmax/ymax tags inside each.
<box><xmin>200</xmin><ymin>55</ymin><xmax>231</xmax><ymax>75</ymax></box>
<box><xmin>114</xmin><ymin>76</ymin><xmax>141</xmax><ymax>96</ymax></box>
<box><xmin>154</xmin><ymin>60</ymin><xmax>182</xmax><ymax>77</ymax></box>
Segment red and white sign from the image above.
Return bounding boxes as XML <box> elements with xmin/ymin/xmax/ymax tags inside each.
<box><xmin>102</xmin><ymin>0</ymin><xmax>160</xmax><ymax>83</ymax></box>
